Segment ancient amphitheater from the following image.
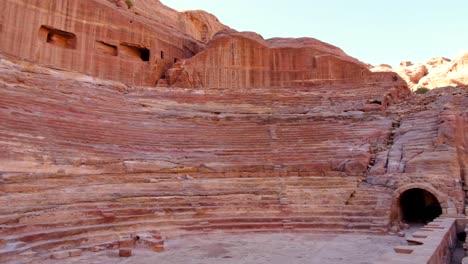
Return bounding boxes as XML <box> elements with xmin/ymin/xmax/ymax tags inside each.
<box><xmin>0</xmin><ymin>1</ymin><xmax>467</xmax><ymax>263</ymax></box>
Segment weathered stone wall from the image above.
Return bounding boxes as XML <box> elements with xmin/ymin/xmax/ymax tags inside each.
<box><xmin>107</xmin><ymin>0</ymin><xmax>227</xmax><ymax>43</ymax></box>
<box><xmin>367</xmin><ymin>88</ymin><xmax>468</xmax><ymax>217</ymax></box>
<box><xmin>0</xmin><ymin>2</ymin><xmax>466</xmax><ymax>263</ymax></box>
<box><xmin>376</xmin><ymin>218</ymin><xmax>457</xmax><ymax>264</ymax></box>
<box><xmin>0</xmin><ymin>0</ymin><xmax>227</xmax><ymax>86</ymax></box>
<box><xmin>166</xmin><ymin>32</ymin><xmax>398</xmax><ymax>89</ymax></box>
<box><xmin>0</xmin><ymin>55</ymin><xmax>408</xmax><ymax>262</ymax></box>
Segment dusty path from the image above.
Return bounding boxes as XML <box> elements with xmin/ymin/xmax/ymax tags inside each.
<box><xmin>43</xmin><ymin>233</ymin><xmax>407</xmax><ymax>264</ymax></box>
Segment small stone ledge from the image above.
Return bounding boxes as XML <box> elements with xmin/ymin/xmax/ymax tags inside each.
<box><xmin>49</xmin><ymin>249</ymin><xmax>82</xmax><ymax>260</ymax></box>
<box><xmin>117</xmin><ymin>232</ymin><xmax>165</xmax><ymax>258</ymax></box>
<box><xmin>375</xmin><ymin>217</ymin><xmax>457</xmax><ymax>263</ymax></box>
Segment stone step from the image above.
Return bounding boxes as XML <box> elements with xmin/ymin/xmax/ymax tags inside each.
<box><xmin>2</xmin><ymin>213</ymin><xmax>390</xmax><ymax>245</ymax></box>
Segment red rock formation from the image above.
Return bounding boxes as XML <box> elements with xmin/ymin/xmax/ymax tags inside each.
<box><xmin>371</xmin><ymin>62</ymin><xmax>430</xmax><ymax>90</ymax></box>
<box><xmin>0</xmin><ymin>53</ymin><xmax>413</xmax><ymax>262</ymax></box>
<box><xmin>105</xmin><ymin>0</ymin><xmax>228</xmax><ymax>44</ymax></box>
<box><xmin>418</xmin><ymin>51</ymin><xmax>468</xmax><ymax>88</ymax></box>
<box><xmin>181</xmin><ymin>10</ymin><xmax>229</xmax><ymax>43</ymax></box>
<box><xmin>0</xmin><ymin>0</ymin><xmax>229</xmax><ymax>86</ymax></box>
<box><xmin>166</xmin><ymin>31</ymin><xmax>398</xmax><ymax>89</ymax></box>
<box><xmin>0</xmin><ymin>1</ymin><xmax>466</xmax><ymax>263</ymax></box>
<box><xmin>368</xmin><ymin>87</ymin><xmax>468</xmax><ymax>221</ymax></box>
<box><xmin>372</xmin><ymin>52</ymin><xmax>468</xmax><ymax>90</ymax></box>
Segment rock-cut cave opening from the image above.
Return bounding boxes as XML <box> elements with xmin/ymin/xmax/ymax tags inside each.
<box><xmin>39</xmin><ymin>25</ymin><xmax>77</xmax><ymax>49</ymax></box>
<box><xmin>399</xmin><ymin>188</ymin><xmax>442</xmax><ymax>224</ymax></box>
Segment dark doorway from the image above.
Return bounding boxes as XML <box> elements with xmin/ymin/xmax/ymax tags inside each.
<box><xmin>400</xmin><ymin>188</ymin><xmax>442</xmax><ymax>224</ymax></box>
<box><xmin>120</xmin><ymin>42</ymin><xmax>150</xmax><ymax>62</ymax></box>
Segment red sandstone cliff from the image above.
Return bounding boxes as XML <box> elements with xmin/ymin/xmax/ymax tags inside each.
<box><xmin>164</xmin><ymin>31</ymin><xmax>401</xmax><ymax>89</ymax></box>
<box><xmin>0</xmin><ymin>1</ymin><xmax>466</xmax><ymax>263</ymax></box>
<box><xmin>105</xmin><ymin>0</ymin><xmax>229</xmax><ymax>43</ymax></box>
<box><xmin>0</xmin><ymin>52</ymin><xmax>415</xmax><ymax>262</ymax></box>
<box><xmin>0</xmin><ymin>0</ymin><xmax>229</xmax><ymax>86</ymax></box>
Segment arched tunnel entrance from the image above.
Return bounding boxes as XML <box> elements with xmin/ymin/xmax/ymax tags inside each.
<box><xmin>399</xmin><ymin>188</ymin><xmax>442</xmax><ymax>224</ymax></box>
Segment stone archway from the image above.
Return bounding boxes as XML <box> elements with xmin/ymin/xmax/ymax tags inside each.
<box><xmin>392</xmin><ymin>183</ymin><xmax>449</xmax><ymax>224</ymax></box>
<box><xmin>399</xmin><ymin>188</ymin><xmax>442</xmax><ymax>223</ymax></box>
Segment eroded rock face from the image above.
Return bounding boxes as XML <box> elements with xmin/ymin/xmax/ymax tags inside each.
<box><xmin>182</xmin><ymin>10</ymin><xmax>230</xmax><ymax>43</ymax></box>
<box><xmin>417</xmin><ymin>52</ymin><xmax>468</xmax><ymax>89</ymax></box>
<box><xmin>0</xmin><ymin>0</ymin><xmax>229</xmax><ymax>86</ymax></box>
<box><xmin>0</xmin><ymin>53</ymin><xmax>414</xmax><ymax>263</ymax></box>
<box><xmin>372</xmin><ymin>61</ymin><xmax>430</xmax><ymax>89</ymax></box>
<box><xmin>166</xmin><ymin>31</ymin><xmax>401</xmax><ymax>89</ymax></box>
<box><xmin>368</xmin><ymin>87</ymin><xmax>468</xmax><ymax>217</ymax></box>
<box><xmin>0</xmin><ymin>1</ymin><xmax>466</xmax><ymax>263</ymax></box>
<box><xmin>115</xmin><ymin>0</ymin><xmax>229</xmax><ymax>43</ymax></box>
<box><xmin>372</xmin><ymin>52</ymin><xmax>468</xmax><ymax>90</ymax></box>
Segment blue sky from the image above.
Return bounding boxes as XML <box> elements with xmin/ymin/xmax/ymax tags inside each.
<box><xmin>162</xmin><ymin>0</ymin><xmax>467</xmax><ymax>67</ymax></box>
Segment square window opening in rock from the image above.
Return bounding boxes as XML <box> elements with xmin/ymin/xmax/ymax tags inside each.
<box><xmin>96</xmin><ymin>41</ymin><xmax>118</xmax><ymax>56</ymax></box>
<box><xmin>39</xmin><ymin>25</ymin><xmax>77</xmax><ymax>49</ymax></box>
<box><xmin>120</xmin><ymin>42</ymin><xmax>150</xmax><ymax>62</ymax></box>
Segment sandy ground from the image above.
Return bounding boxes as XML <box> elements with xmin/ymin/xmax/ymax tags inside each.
<box><xmin>42</xmin><ymin>232</ymin><xmax>407</xmax><ymax>264</ymax></box>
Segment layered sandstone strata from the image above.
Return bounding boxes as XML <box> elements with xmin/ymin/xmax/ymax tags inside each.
<box><xmin>105</xmin><ymin>0</ymin><xmax>228</xmax><ymax>43</ymax></box>
<box><xmin>367</xmin><ymin>87</ymin><xmax>468</xmax><ymax>221</ymax></box>
<box><xmin>165</xmin><ymin>31</ymin><xmax>397</xmax><ymax>89</ymax></box>
<box><xmin>0</xmin><ymin>0</ymin><xmax>228</xmax><ymax>86</ymax></box>
<box><xmin>0</xmin><ymin>1</ymin><xmax>467</xmax><ymax>263</ymax></box>
<box><xmin>0</xmin><ymin>52</ymin><xmax>411</xmax><ymax>262</ymax></box>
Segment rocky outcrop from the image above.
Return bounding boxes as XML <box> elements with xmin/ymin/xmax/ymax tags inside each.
<box><xmin>165</xmin><ymin>31</ymin><xmax>402</xmax><ymax>89</ymax></box>
<box><xmin>0</xmin><ymin>1</ymin><xmax>466</xmax><ymax>263</ymax></box>
<box><xmin>181</xmin><ymin>10</ymin><xmax>230</xmax><ymax>43</ymax></box>
<box><xmin>104</xmin><ymin>0</ymin><xmax>229</xmax><ymax>43</ymax></box>
<box><xmin>372</xmin><ymin>52</ymin><xmax>468</xmax><ymax>90</ymax></box>
<box><xmin>371</xmin><ymin>62</ymin><xmax>430</xmax><ymax>89</ymax></box>
<box><xmin>0</xmin><ymin>53</ymin><xmax>412</xmax><ymax>262</ymax></box>
<box><xmin>367</xmin><ymin>87</ymin><xmax>468</xmax><ymax>214</ymax></box>
<box><xmin>399</xmin><ymin>64</ymin><xmax>429</xmax><ymax>87</ymax></box>
<box><xmin>0</xmin><ymin>0</ymin><xmax>229</xmax><ymax>86</ymax></box>
<box><xmin>417</xmin><ymin>52</ymin><xmax>468</xmax><ymax>89</ymax></box>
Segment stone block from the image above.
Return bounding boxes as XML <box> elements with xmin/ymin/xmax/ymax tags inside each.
<box><xmin>152</xmin><ymin>245</ymin><xmax>165</xmax><ymax>252</ymax></box>
<box><xmin>119</xmin><ymin>237</ymin><xmax>134</xmax><ymax>248</ymax></box>
<box><xmin>119</xmin><ymin>248</ymin><xmax>132</xmax><ymax>257</ymax></box>
<box><xmin>446</xmin><ymin>207</ymin><xmax>457</xmax><ymax>216</ymax></box>
<box><xmin>69</xmin><ymin>249</ymin><xmax>82</xmax><ymax>257</ymax></box>
<box><xmin>50</xmin><ymin>251</ymin><xmax>69</xmax><ymax>260</ymax></box>
<box><xmin>142</xmin><ymin>238</ymin><xmax>165</xmax><ymax>252</ymax></box>
<box><xmin>90</xmin><ymin>246</ymin><xmax>106</xmax><ymax>252</ymax></box>
<box><xmin>108</xmin><ymin>243</ymin><xmax>119</xmax><ymax>250</ymax></box>
<box><xmin>151</xmin><ymin>232</ymin><xmax>163</xmax><ymax>240</ymax></box>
